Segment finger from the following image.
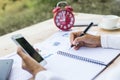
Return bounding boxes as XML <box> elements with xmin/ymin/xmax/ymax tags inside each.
<box><xmin>74</xmin><ymin>42</ymin><xmax>84</xmax><ymax>50</ymax></box>
<box><xmin>74</xmin><ymin>46</ymin><xmax>81</xmax><ymax>50</ymax></box>
<box><xmin>17</xmin><ymin>47</ymin><xmax>33</xmax><ymax>66</ymax></box>
<box><xmin>70</xmin><ymin>32</ymin><xmax>76</xmax><ymax>44</ymax></box>
<box><xmin>22</xmin><ymin>60</ymin><xmax>27</xmax><ymax>70</ymax></box>
<box><xmin>17</xmin><ymin>47</ymin><xmax>30</xmax><ymax>60</ymax></box>
<box><xmin>17</xmin><ymin>47</ymin><xmax>38</xmax><ymax>65</ymax></box>
<box><xmin>72</xmin><ymin>37</ymin><xmax>84</xmax><ymax>46</ymax></box>
<box><xmin>70</xmin><ymin>31</ymin><xmax>83</xmax><ymax>44</ymax></box>
<box><xmin>35</xmin><ymin>48</ymin><xmax>40</xmax><ymax>53</ymax></box>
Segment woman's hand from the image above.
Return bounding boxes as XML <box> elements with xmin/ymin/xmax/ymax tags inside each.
<box><xmin>70</xmin><ymin>31</ymin><xmax>101</xmax><ymax>50</ymax></box>
<box><xmin>17</xmin><ymin>47</ymin><xmax>46</xmax><ymax>77</ymax></box>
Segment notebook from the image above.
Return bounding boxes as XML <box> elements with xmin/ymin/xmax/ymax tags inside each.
<box><xmin>36</xmin><ymin>31</ymin><xmax>120</xmax><ymax>80</ymax></box>
<box><xmin>43</xmin><ymin>49</ymin><xmax>120</xmax><ymax>80</ymax></box>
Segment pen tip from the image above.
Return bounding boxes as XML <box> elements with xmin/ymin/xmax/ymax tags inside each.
<box><xmin>71</xmin><ymin>44</ymin><xmax>74</xmax><ymax>48</ymax></box>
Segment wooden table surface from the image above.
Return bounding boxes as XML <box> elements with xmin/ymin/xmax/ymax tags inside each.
<box><xmin>0</xmin><ymin>13</ymin><xmax>104</xmax><ymax>57</ymax></box>
<box><xmin>0</xmin><ymin>13</ymin><xmax>120</xmax><ymax>80</ymax></box>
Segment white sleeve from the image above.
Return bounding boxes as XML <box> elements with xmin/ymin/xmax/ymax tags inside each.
<box><xmin>101</xmin><ymin>35</ymin><xmax>120</xmax><ymax>49</ymax></box>
<box><xmin>35</xmin><ymin>70</ymin><xmax>65</xmax><ymax>80</ymax></box>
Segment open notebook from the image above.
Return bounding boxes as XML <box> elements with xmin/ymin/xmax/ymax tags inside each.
<box><xmin>2</xmin><ymin>31</ymin><xmax>120</xmax><ymax>80</ymax></box>
<box><xmin>37</xmin><ymin>31</ymin><xmax>120</xmax><ymax>80</ymax></box>
<box><xmin>43</xmin><ymin>48</ymin><xmax>120</xmax><ymax>80</ymax></box>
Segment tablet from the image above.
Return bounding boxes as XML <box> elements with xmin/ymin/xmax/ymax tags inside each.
<box><xmin>0</xmin><ymin>59</ymin><xmax>13</xmax><ymax>80</ymax></box>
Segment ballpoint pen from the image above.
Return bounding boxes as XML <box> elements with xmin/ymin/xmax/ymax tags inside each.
<box><xmin>70</xmin><ymin>22</ymin><xmax>94</xmax><ymax>48</ymax></box>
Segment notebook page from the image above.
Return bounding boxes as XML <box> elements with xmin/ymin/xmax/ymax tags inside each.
<box><xmin>36</xmin><ymin>30</ymin><xmax>97</xmax><ymax>52</ymax></box>
<box><xmin>36</xmin><ymin>31</ymin><xmax>120</xmax><ymax>65</ymax></box>
<box><xmin>45</xmin><ymin>53</ymin><xmax>105</xmax><ymax>80</ymax></box>
<box><xmin>65</xmin><ymin>47</ymin><xmax>120</xmax><ymax>65</ymax></box>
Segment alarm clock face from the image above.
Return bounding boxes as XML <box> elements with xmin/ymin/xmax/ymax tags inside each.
<box><xmin>54</xmin><ymin>10</ymin><xmax>75</xmax><ymax>31</ymax></box>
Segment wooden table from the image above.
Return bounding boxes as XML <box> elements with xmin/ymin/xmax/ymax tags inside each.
<box><xmin>0</xmin><ymin>13</ymin><xmax>120</xmax><ymax>80</ymax></box>
<box><xmin>0</xmin><ymin>13</ymin><xmax>104</xmax><ymax>57</ymax></box>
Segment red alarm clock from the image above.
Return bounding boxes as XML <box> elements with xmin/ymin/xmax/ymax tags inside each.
<box><xmin>53</xmin><ymin>1</ymin><xmax>75</xmax><ymax>31</ymax></box>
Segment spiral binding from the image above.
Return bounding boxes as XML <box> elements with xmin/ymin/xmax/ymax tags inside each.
<box><xmin>57</xmin><ymin>51</ymin><xmax>106</xmax><ymax>66</ymax></box>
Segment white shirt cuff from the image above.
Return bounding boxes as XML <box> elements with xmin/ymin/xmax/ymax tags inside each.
<box><xmin>101</xmin><ymin>35</ymin><xmax>120</xmax><ymax>49</ymax></box>
<box><xmin>101</xmin><ymin>35</ymin><xmax>108</xmax><ymax>48</ymax></box>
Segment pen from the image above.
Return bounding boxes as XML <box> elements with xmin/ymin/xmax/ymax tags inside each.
<box><xmin>70</xmin><ymin>22</ymin><xmax>94</xmax><ymax>48</ymax></box>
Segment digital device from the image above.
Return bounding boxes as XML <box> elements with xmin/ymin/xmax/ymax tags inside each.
<box><xmin>0</xmin><ymin>59</ymin><xmax>13</xmax><ymax>80</ymax></box>
<box><xmin>11</xmin><ymin>34</ymin><xmax>47</xmax><ymax>66</ymax></box>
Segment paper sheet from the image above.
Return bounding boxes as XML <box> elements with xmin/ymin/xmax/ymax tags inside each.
<box><xmin>45</xmin><ymin>53</ymin><xmax>105</xmax><ymax>80</ymax></box>
<box><xmin>34</xmin><ymin>31</ymin><xmax>120</xmax><ymax>80</ymax></box>
<box><xmin>36</xmin><ymin>31</ymin><xmax>120</xmax><ymax>65</ymax></box>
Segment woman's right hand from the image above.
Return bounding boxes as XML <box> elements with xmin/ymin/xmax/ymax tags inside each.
<box><xmin>70</xmin><ymin>31</ymin><xmax>101</xmax><ymax>50</ymax></box>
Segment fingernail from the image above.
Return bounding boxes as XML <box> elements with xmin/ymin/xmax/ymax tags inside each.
<box><xmin>72</xmin><ymin>41</ymin><xmax>76</xmax><ymax>45</ymax></box>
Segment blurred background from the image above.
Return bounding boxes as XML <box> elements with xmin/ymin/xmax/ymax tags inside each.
<box><xmin>0</xmin><ymin>0</ymin><xmax>120</xmax><ymax>36</ymax></box>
